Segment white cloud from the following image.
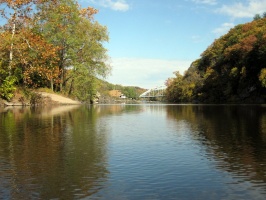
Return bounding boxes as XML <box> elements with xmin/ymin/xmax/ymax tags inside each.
<box><xmin>192</xmin><ymin>0</ymin><xmax>217</xmax><ymax>5</ymax></box>
<box><xmin>111</xmin><ymin>0</ymin><xmax>129</xmax><ymax>11</ymax></box>
<box><xmin>217</xmin><ymin>0</ymin><xmax>266</xmax><ymax>18</ymax></box>
<box><xmin>106</xmin><ymin>58</ymin><xmax>192</xmax><ymax>89</ymax></box>
<box><xmin>88</xmin><ymin>0</ymin><xmax>129</xmax><ymax>12</ymax></box>
<box><xmin>212</xmin><ymin>22</ymin><xmax>235</xmax><ymax>37</ymax></box>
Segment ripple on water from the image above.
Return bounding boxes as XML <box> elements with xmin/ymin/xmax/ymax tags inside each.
<box><xmin>1</xmin><ymin>105</ymin><xmax>266</xmax><ymax>200</ymax></box>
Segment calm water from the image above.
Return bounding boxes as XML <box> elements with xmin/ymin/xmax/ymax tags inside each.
<box><xmin>0</xmin><ymin>104</ymin><xmax>266</xmax><ymax>200</ymax></box>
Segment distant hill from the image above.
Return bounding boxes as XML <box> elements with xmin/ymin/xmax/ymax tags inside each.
<box><xmin>98</xmin><ymin>79</ymin><xmax>146</xmax><ymax>99</ymax></box>
<box><xmin>166</xmin><ymin>17</ymin><xmax>266</xmax><ymax>103</ymax></box>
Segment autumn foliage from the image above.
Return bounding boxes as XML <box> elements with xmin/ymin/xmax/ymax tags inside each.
<box><xmin>166</xmin><ymin>17</ymin><xmax>266</xmax><ymax>103</ymax></box>
<box><xmin>0</xmin><ymin>0</ymin><xmax>110</xmax><ymax>101</ymax></box>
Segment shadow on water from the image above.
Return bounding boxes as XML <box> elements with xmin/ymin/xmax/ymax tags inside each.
<box><xmin>166</xmin><ymin>104</ymin><xmax>266</xmax><ymax>187</ymax></box>
<box><xmin>0</xmin><ymin>104</ymin><xmax>145</xmax><ymax>199</ymax></box>
<box><xmin>0</xmin><ymin>105</ymin><xmax>136</xmax><ymax>200</ymax></box>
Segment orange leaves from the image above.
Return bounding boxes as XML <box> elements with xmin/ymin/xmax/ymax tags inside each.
<box><xmin>23</xmin><ymin>65</ymin><xmax>61</xmax><ymax>87</ymax></box>
<box><xmin>0</xmin><ymin>0</ymin><xmax>33</xmax><ymax>8</ymax></box>
<box><xmin>80</xmin><ymin>7</ymin><xmax>98</xmax><ymax>19</ymax></box>
<box><xmin>242</xmin><ymin>23</ymin><xmax>253</xmax><ymax>32</ymax></box>
<box><xmin>0</xmin><ymin>0</ymin><xmax>36</xmax><ymax>29</ymax></box>
<box><xmin>239</xmin><ymin>35</ymin><xmax>257</xmax><ymax>53</ymax></box>
<box><xmin>224</xmin><ymin>35</ymin><xmax>258</xmax><ymax>60</ymax></box>
<box><xmin>23</xmin><ymin>63</ymin><xmax>61</xmax><ymax>87</ymax></box>
<box><xmin>2</xmin><ymin>26</ymin><xmax>61</xmax><ymax>87</ymax></box>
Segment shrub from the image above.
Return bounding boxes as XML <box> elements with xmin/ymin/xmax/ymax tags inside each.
<box><xmin>0</xmin><ymin>76</ymin><xmax>17</xmax><ymax>101</ymax></box>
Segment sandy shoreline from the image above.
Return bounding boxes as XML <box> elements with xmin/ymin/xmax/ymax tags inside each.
<box><xmin>38</xmin><ymin>92</ymin><xmax>81</xmax><ymax>105</ymax></box>
<box><xmin>1</xmin><ymin>92</ymin><xmax>81</xmax><ymax>106</ymax></box>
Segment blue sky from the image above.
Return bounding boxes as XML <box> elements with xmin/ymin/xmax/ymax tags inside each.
<box><xmin>79</xmin><ymin>0</ymin><xmax>266</xmax><ymax>89</ymax></box>
<box><xmin>8</xmin><ymin>1</ymin><xmax>266</xmax><ymax>89</ymax></box>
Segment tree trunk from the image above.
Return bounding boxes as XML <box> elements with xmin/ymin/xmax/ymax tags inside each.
<box><xmin>68</xmin><ymin>78</ymin><xmax>74</xmax><ymax>96</ymax></box>
<box><xmin>60</xmin><ymin>71</ymin><xmax>63</xmax><ymax>91</ymax></box>
<box><xmin>50</xmin><ymin>78</ymin><xmax>54</xmax><ymax>92</ymax></box>
<box><xmin>59</xmin><ymin>46</ymin><xmax>65</xmax><ymax>92</ymax></box>
<box><xmin>9</xmin><ymin>9</ymin><xmax>16</xmax><ymax>76</ymax></box>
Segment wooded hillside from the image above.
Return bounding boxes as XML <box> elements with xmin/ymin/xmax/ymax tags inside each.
<box><xmin>166</xmin><ymin>17</ymin><xmax>266</xmax><ymax>103</ymax></box>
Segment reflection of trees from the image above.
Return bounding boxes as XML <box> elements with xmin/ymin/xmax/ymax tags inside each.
<box><xmin>0</xmin><ymin>105</ymin><xmax>112</xmax><ymax>199</ymax></box>
<box><xmin>92</xmin><ymin>104</ymin><xmax>144</xmax><ymax>116</ymax></box>
<box><xmin>166</xmin><ymin>105</ymin><xmax>266</xmax><ymax>185</ymax></box>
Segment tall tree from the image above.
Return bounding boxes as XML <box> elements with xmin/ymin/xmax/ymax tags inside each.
<box><xmin>0</xmin><ymin>0</ymin><xmax>37</xmax><ymax>76</ymax></box>
<box><xmin>68</xmin><ymin>15</ymin><xmax>110</xmax><ymax>100</ymax></box>
<box><xmin>36</xmin><ymin>0</ymin><xmax>80</xmax><ymax>91</ymax></box>
<box><xmin>37</xmin><ymin>0</ymin><xmax>110</xmax><ymax>100</ymax></box>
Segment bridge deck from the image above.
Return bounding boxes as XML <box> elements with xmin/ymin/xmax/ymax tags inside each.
<box><xmin>139</xmin><ymin>86</ymin><xmax>166</xmax><ymax>98</ymax></box>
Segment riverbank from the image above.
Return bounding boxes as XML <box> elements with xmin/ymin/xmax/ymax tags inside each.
<box><xmin>38</xmin><ymin>92</ymin><xmax>81</xmax><ymax>105</ymax></box>
<box><xmin>0</xmin><ymin>91</ymin><xmax>81</xmax><ymax>107</ymax></box>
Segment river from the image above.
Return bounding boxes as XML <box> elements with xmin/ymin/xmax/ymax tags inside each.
<box><xmin>0</xmin><ymin>104</ymin><xmax>266</xmax><ymax>199</ymax></box>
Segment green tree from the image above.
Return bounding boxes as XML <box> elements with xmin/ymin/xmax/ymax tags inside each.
<box><xmin>122</xmin><ymin>87</ymin><xmax>138</xmax><ymax>99</ymax></box>
<box><xmin>67</xmin><ymin>17</ymin><xmax>110</xmax><ymax>101</ymax></box>
<box><xmin>254</xmin><ymin>14</ymin><xmax>261</xmax><ymax>20</ymax></box>
<box><xmin>165</xmin><ymin>71</ymin><xmax>183</xmax><ymax>102</ymax></box>
<box><xmin>37</xmin><ymin>0</ymin><xmax>110</xmax><ymax>101</ymax></box>
<box><xmin>0</xmin><ymin>61</ymin><xmax>17</xmax><ymax>100</ymax></box>
<box><xmin>36</xmin><ymin>0</ymin><xmax>83</xmax><ymax>91</ymax></box>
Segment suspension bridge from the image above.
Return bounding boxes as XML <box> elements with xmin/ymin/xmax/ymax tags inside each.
<box><xmin>139</xmin><ymin>86</ymin><xmax>167</xmax><ymax>100</ymax></box>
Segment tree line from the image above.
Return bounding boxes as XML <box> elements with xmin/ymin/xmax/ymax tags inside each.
<box><xmin>165</xmin><ymin>16</ymin><xmax>266</xmax><ymax>103</ymax></box>
<box><xmin>98</xmin><ymin>79</ymin><xmax>146</xmax><ymax>100</ymax></box>
<box><xmin>0</xmin><ymin>0</ymin><xmax>110</xmax><ymax>102</ymax></box>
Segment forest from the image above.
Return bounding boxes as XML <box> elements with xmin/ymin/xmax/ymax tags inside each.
<box><xmin>166</xmin><ymin>15</ymin><xmax>266</xmax><ymax>103</ymax></box>
<box><xmin>0</xmin><ymin>0</ymin><xmax>110</xmax><ymax>102</ymax></box>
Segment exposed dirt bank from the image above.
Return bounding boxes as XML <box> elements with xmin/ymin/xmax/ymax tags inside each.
<box><xmin>0</xmin><ymin>92</ymin><xmax>81</xmax><ymax>106</ymax></box>
<box><xmin>38</xmin><ymin>92</ymin><xmax>81</xmax><ymax>105</ymax></box>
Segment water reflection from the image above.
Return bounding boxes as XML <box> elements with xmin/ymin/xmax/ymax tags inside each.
<box><xmin>166</xmin><ymin>105</ymin><xmax>266</xmax><ymax>190</ymax></box>
<box><xmin>1</xmin><ymin>104</ymin><xmax>266</xmax><ymax>199</ymax></box>
<box><xmin>92</xmin><ymin>104</ymin><xmax>144</xmax><ymax>116</ymax></box>
<box><xmin>0</xmin><ymin>105</ymin><xmax>111</xmax><ymax>199</ymax></box>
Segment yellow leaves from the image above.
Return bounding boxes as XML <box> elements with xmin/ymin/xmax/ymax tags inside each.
<box><xmin>230</xmin><ymin>67</ymin><xmax>238</xmax><ymax>78</ymax></box>
<box><xmin>204</xmin><ymin>67</ymin><xmax>215</xmax><ymax>79</ymax></box>
<box><xmin>240</xmin><ymin>67</ymin><xmax>246</xmax><ymax>78</ymax></box>
<box><xmin>58</xmin><ymin>5</ymin><xmax>72</xmax><ymax>14</ymax></box>
<box><xmin>259</xmin><ymin>68</ymin><xmax>266</xmax><ymax>88</ymax></box>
